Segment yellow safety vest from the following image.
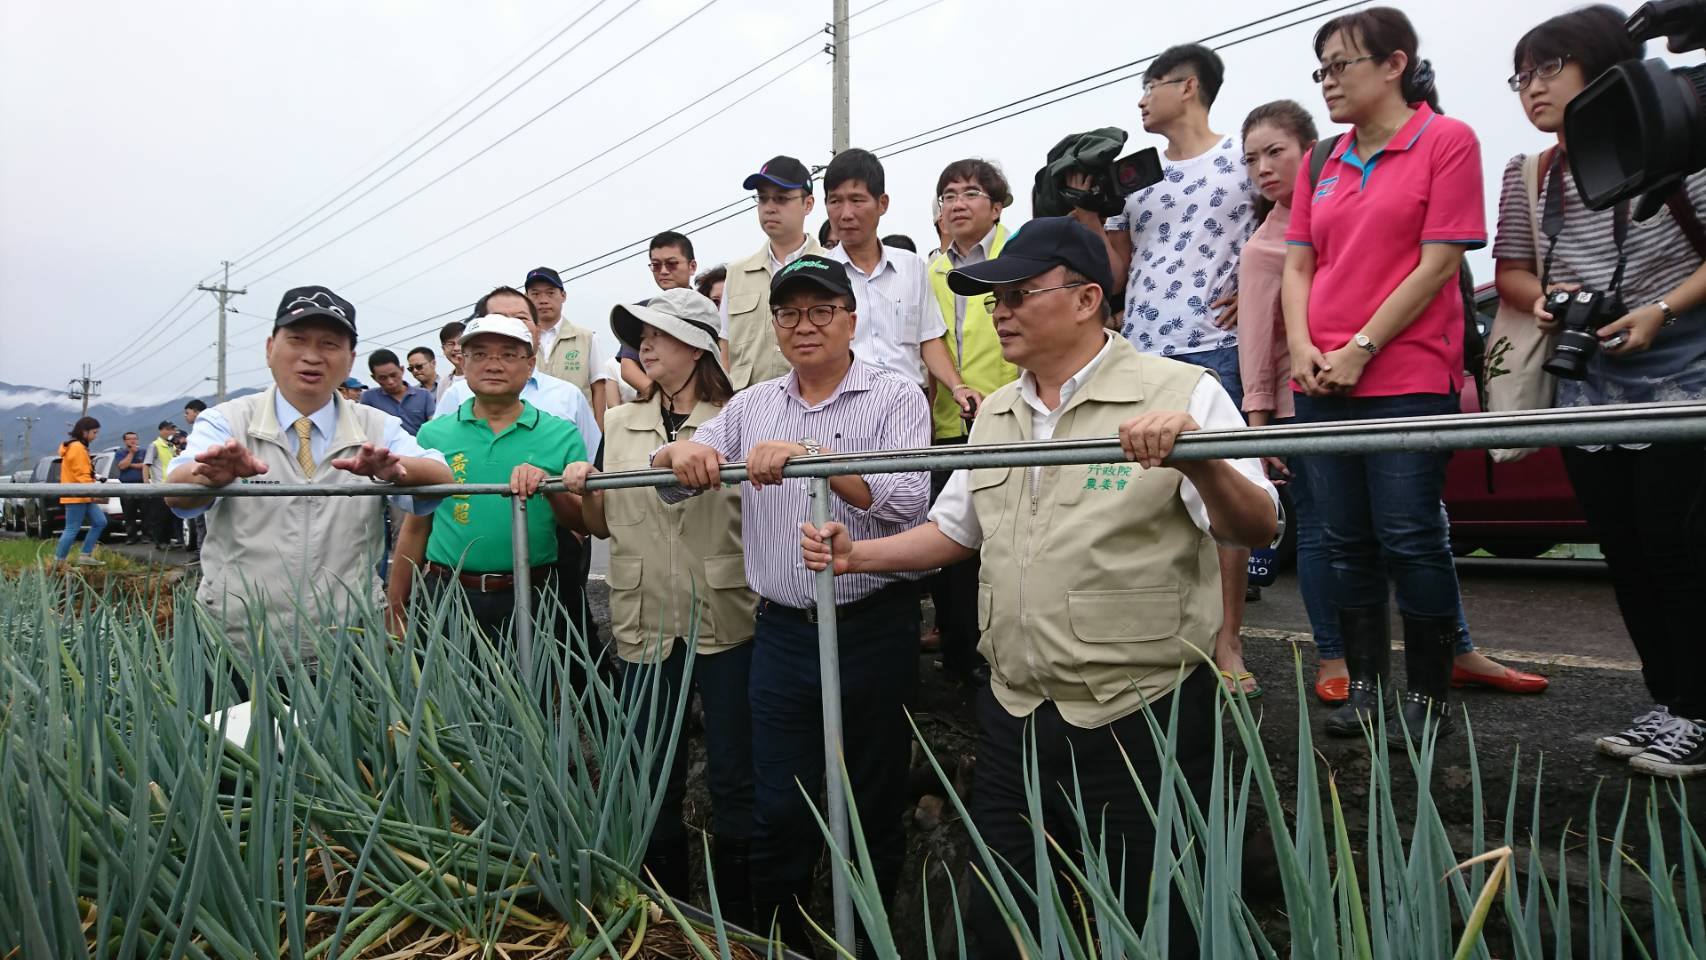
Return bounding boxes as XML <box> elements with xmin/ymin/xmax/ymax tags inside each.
<box><xmin>927</xmin><ymin>223</ymin><xmax>1020</xmax><ymax>440</ymax></box>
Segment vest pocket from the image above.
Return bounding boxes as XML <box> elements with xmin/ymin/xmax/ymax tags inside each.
<box><xmin>607</xmin><ymin>554</ymin><xmax>642</xmax><ymax>590</ymax></box>
<box><xmin>703</xmin><ymin>553</ymin><xmax>748</xmax><ymax>590</ymax></box>
<box><xmin>967</xmin><ymin>467</ymin><xmax>1009</xmax><ymax>538</ymax></box>
<box><xmin>1067</xmin><ymin>587</ymin><xmax>1182</xmax><ymax>644</ymax></box>
<box><xmin>603</xmin><ymin>488</ymin><xmax>644</xmax><ymax>527</ymax></box>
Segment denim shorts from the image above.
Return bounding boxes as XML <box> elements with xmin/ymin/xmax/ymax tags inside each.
<box><xmin>1174</xmin><ymin>344</ymin><xmax>1244</xmax><ymax>412</ymax></box>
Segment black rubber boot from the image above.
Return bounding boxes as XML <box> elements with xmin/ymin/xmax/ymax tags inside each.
<box><xmin>709</xmin><ymin>836</ymin><xmax>753</xmax><ymax>933</ymax></box>
<box><xmin>642</xmin><ymin>838</ymin><xmax>692</xmax><ymax>905</ymax></box>
<box><xmin>1391</xmin><ymin>614</ymin><xmax>1457</xmax><ymax>744</ymax></box>
<box><xmin>1323</xmin><ymin>605</ymin><xmax>1390</xmax><ymax>738</ymax></box>
<box><xmin>753</xmin><ymin>899</ymin><xmax>813</xmax><ymax>954</ymax></box>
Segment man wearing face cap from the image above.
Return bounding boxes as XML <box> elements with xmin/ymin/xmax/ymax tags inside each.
<box><xmin>651</xmin><ymin>253</ymin><xmax>931</xmax><ymax>951</ymax></box>
<box><xmin>167</xmin><ymin>285</ymin><xmax>453</xmax><ymax>697</ymax></box>
<box><xmin>799</xmin><ymin>217</ymin><xmax>1278</xmax><ymax>958</ymax></box>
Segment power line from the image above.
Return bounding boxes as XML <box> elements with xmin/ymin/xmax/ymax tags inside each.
<box><xmin>338</xmin><ymin>29</ymin><xmax>826</xmax><ymax>294</ymax></box>
<box><xmin>91</xmin><ymin>285</ymin><xmax>199</xmax><ymax>375</ymax></box>
<box><xmin>224</xmin><ymin>0</ymin><xmax>620</xmax><ymax>273</ymax></box>
<box><xmin>233</xmin><ymin>0</ymin><xmax>724</xmax><ymax>288</ymax></box>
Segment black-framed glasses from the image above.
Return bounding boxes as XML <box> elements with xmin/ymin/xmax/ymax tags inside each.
<box><xmin>1141</xmin><ymin>76</ymin><xmax>1188</xmax><ymax>97</ymax></box>
<box><xmin>407</xmin><ymin>361</ymin><xmax>431</xmax><ymax>372</ymax></box>
<box><xmin>1312</xmin><ymin>55</ymin><xmax>1376</xmax><ymax>83</ymax></box>
<box><xmin>1508</xmin><ymin>56</ymin><xmax>1569</xmax><ymax>92</ymax></box>
<box><xmin>982</xmin><ymin>281</ymin><xmax>1086</xmax><ymax>313</ymax></box>
<box><xmin>771</xmin><ymin>304</ymin><xmax>846</xmax><ymax>328</ymax></box>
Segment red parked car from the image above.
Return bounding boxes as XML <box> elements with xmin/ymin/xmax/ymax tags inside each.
<box><xmin>1443</xmin><ymin>285</ymin><xmax>1591</xmax><ymax>558</ymax></box>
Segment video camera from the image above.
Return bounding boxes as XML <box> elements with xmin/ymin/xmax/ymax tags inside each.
<box><xmin>1565</xmin><ymin>0</ymin><xmax>1706</xmax><ymax>214</ymax></box>
<box><xmin>1032</xmin><ymin>127</ymin><xmax>1164</xmax><ymax>219</ymax></box>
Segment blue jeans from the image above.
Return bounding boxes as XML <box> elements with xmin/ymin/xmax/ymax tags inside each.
<box><xmin>1291</xmin><ymin>393</ymin><xmax>1463</xmax><ymax>621</ymax></box>
<box><xmin>1286</xmin><ymin>444</ymin><xmax>1475</xmax><ymax>659</ymax></box>
<box><xmin>55</xmin><ymin>502</ymin><xmax>107</xmax><ymax>560</ymax></box>
<box><xmin>1175</xmin><ymin>344</ymin><xmax>1244</xmax><ymax>410</ymax></box>
<box><xmin>748</xmin><ymin>585</ymin><xmax>919</xmax><ymax>921</ymax></box>
<box><xmin>623</xmin><ymin>641</ymin><xmax>755</xmax><ymax>845</ymax></box>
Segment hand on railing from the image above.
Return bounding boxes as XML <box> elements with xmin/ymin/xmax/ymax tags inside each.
<box><xmin>1118</xmin><ymin>412</ymin><xmax>1201</xmax><ymax>469</ymax></box>
<box><xmin>330</xmin><ymin>443</ymin><xmax>407</xmax><ymax>483</ymax></box>
<box><xmin>189</xmin><ymin>440</ymin><xmax>270</xmax><ymax>486</ymax></box>
<box><xmin>800</xmin><ymin>520</ymin><xmax>852</xmax><ymax>575</ymax></box>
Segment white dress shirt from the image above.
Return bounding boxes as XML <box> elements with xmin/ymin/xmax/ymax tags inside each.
<box><xmin>826</xmin><ymin>243</ymin><xmax>945</xmax><ymax>387</ymax></box>
<box><xmin>929</xmin><ymin>332</ymin><xmax>1277</xmax><ymax>547</ymax></box>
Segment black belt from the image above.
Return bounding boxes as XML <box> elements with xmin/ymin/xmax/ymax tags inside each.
<box><xmin>424</xmin><ymin>561</ymin><xmax>553</xmax><ymax>594</ymax></box>
<box><xmin>758</xmin><ymin>581</ymin><xmax>916</xmax><ymax>624</ymax></box>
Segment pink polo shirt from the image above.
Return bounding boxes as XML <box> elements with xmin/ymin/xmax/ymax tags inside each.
<box><xmin>1285</xmin><ymin>104</ymin><xmax>1486</xmax><ymax>397</ymax></box>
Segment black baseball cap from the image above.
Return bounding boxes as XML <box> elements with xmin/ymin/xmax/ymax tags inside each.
<box><xmin>946</xmin><ymin>216</ymin><xmax>1115</xmax><ymax>299</ymax></box>
<box><xmin>524</xmin><ymin>266</ymin><xmax>564</xmax><ymax>290</ymax></box>
<box><xmin>742</xmin><ymin>155</ymin><xmax>812</xmax><ymax>192</ymax></box>
<box><xmin>157</xmin><ymin>420</ymin><xmax>176</xmax><ymax>431</ymax></box>
<box><xmin>274</xmin><ymin>285</ymin><xmax>357</xmax><ymax>338</ymax></box>
<box><xmin>771</xmin><ymin>254</ymin><xmax>854</xmax><ymax>301</ymax></box>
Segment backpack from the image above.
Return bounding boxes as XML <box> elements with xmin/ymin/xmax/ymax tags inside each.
<box><xmin>1306</xmin><ymin>135</ymin><xmax>1485</xmax><ymax>390</ymax></box>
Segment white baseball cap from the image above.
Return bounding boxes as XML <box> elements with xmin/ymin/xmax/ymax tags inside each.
<box><xmin>459</xmin><ymin>314</ymin><xmax>534</xmax><ymax>352</ymax></box>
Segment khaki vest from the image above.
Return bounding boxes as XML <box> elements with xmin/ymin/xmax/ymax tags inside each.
<box><xmin>602</xmin><ymin>397</ymin><xmax>755</xmax><ymax>662</ymax></box>
<box><xmin>538</xmin><ymin>322</ymin><xmax>598</xmax><ymax>402</ymax></box>
<box><xmin>724</xmin><ymin>235</ymin><xmax>824</xmax><ymax>390</ymax></box>
<box><xmin>970</xmin><ymin>338</ymin><xmax>1220</xmax><ymax>727</ymax></box>
<box><xmin>927</xmin><ymin>223</ymin><xmax>1020</xmax><ymax>440</ymax></box>
<box><xmin>195</xmin><ymin>388</ymin><xmax>393</xmax><ymax>663</ymax></box>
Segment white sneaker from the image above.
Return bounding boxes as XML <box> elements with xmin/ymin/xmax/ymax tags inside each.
<box><xmin>74</xmin><ymin>555</ymin><xmax>105</xmax><ymax>567</ymax></box>
<box><xmin>1630</xmin><ymin>716</ymin><xmax>1706</xmax><ymax>779</ymax></box>
<box><xmin>1597</xmin><ymin>705</ymin><xmax>1671</xmax><ymax>758</ymax></box>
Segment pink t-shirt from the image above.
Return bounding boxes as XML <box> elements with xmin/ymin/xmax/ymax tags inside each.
<box><xmin>1285</xmin><ymin>104</ymin><xmax>1486</xmax><ymax>397</ymax></box>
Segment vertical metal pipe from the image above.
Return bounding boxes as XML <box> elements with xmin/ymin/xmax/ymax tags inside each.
<box><xmin>810</xmin><ymin>477</ymin><xmax>854</xmax><ymax>947</ymax></box>
<box><xmin>511</xmin><ymin>494</ymin><xmax>533</xmax><ymax>685</ymax></box>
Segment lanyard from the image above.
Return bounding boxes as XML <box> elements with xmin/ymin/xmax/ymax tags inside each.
<box><xmin>1541</xmin><ymin>149</ymin><xmax>1629</xmax><ymax>292</ymax></box>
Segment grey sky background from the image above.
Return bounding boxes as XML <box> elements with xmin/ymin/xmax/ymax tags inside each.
<box><xmin>0</xmin><ymin>0</ymin><xmax>1680</xmax><ymax>406</ymax></box>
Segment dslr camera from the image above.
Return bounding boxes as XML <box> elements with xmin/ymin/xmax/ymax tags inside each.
<box><xmin>1031</xmin><ymin>127</ymin><xmax>1164</xmax><ymax>218</ymax></box>
<box><xmin>1565</xmin><ymin>0</ymin><xmax>1706</xmax><ymax>212</ymax></box>
<box><xmin>1542</xmin><ymin>288</ymin><xmax>1629</xmax><ymax>379</ymax></box>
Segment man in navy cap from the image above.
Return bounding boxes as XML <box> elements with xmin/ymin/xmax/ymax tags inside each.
<box><xmin>800</xmin><ymin>218</ymin><xmax>1277</xmax><ymax>959</ymax></box>
<box><xmin>719</xmin><ymin>155</ymin><xmax>826</xmax><ymax>391</ymax></box>
<box><xmin>167</xmin><ymin>285</ymin><xmax>453</xmax><ymax>693</ymax></box>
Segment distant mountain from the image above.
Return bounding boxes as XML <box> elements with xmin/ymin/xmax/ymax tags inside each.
<box><xmin>0</xmin><ymin>381</ymin><xmax>261</xmax><ymax>473</ymax></box>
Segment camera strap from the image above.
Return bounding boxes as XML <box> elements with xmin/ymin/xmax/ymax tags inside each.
<box><xmin>1541</xmin><ymin>148</ymin><xmax>1629</xmax><ymax>292</ymax></box>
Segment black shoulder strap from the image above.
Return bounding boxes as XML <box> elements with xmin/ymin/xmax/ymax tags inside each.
<box><xmin>1307</xmin><ymin>135</ymin><xmax>1342</xmax><ymax>190</ymax></box>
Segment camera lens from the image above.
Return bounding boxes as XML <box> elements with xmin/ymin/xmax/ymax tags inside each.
<box><xmin>1566</xmin><ymin>58</ymin><xmax>1706</xmax><ymax>209</ymax></box>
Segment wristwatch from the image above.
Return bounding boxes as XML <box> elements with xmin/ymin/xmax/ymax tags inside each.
<box><xmin>1353</xmin><ymin>333</ymin><xmax>1379</xmax><ymax>356</ymax></box>
<box><xmin>1658</xmin><ymin>300</ymin><xmax>1678</xmax><ymax>326</ymax></box>
<box><xmin>799</xmin><ymin>437</ymin><xmax>822</xmax><ymax>456</ymax></box>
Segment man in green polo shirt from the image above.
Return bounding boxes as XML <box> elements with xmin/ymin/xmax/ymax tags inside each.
<box><xmin>388</xmin><ymin>314</ymin><xmax>587</xmax><ymax>644</ymax></box>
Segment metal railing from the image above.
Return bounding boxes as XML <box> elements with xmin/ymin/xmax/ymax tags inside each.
<box><xmin>12</xmin><ymin>401</ymin><xmax>1706</xmax><ymax>947</ymax></box>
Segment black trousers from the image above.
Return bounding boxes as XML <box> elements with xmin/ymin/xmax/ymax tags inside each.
<box><xmin>928</xmin><ymin>436</ymin><xmax>985</xmax><ymax>676</ymax></box>
<box><xmin>120</xmin><ymin>496</ymin><xmax>147</xmax><ymax>541</ymax></box>
<box><xmin>1562</xmin><ymin>443</ymin><xmax>1706</xmax><ymax>717</ymax></box>
<box><xmin>968</xmin><ymin>667</ymin><xmax>1216</xmax><ymax>959</ymax></box>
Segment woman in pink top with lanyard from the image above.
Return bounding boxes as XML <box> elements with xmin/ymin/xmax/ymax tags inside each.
<box><xmin>1281</xmin><ymin>8</ymin><xmax>1503</xmax><ymax>744</ymax></box>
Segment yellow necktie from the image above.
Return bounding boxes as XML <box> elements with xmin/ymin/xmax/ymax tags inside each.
<box><xmin>293</xmin><ymin>417</ymin><xmax>315</xmax><ymax>477</ymax></box>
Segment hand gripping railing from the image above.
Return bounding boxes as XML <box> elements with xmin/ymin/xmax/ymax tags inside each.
<box><xmin>14</xmin><ymin>401</ymin><xmax>1706</xmax><ymax>948</ymax></box>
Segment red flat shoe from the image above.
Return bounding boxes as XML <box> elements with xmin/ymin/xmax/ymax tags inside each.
<box><xmin>1450</xmin><ymin>664</ymin><xmax>1549</xmax><ymax>694</ymax></box>
<box><xmin>1314</xmin><ymin>674</ymin><xmax>1350</xmax><ymax>706</ymax></box>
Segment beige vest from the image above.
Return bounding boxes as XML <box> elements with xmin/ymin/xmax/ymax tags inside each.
<box><xmin>537</xmin><ymin>322</ymin><xmax>598</xmax><ymax>402</ymax></box>
<box><xmin>196</xmin><ymin>388</ymin><xmax>394</xmax><ymax>663</ymax></box>
<box><xmin>724</xmin><ymin>235</ymin><xmax>824</xmax><ymax>390</ymax></box>
<box><xmin>970</xmin><ymin>339</ymin><xmax>1221</xmax><ymax>728</ymax></box>
<box><xmin>602</xmin><ymin>397</ymin><xmax>755</xmax><ymax>662</ymax></box>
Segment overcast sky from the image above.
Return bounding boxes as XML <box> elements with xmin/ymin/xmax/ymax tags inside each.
<box><xmin>0</xmin><ymin>0</ymin><xmax>1676</xmax><ymax>405</ymax></box>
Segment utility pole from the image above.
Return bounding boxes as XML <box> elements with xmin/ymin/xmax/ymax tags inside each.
<box><xmin>829</xmin><ymin>0</ymin><xmax>849</xmax><ymax>155</ymax></box>
<box><xmin>67</xmin><ymin>365</ymin><xmax>100</xmax><ymax>417</ymax></box>
<box><xmin>16</xmin><ymin>417</ymin><xmax>40</xmax><ymax>464</ymax></box>
<box><xmin>197</xmin><ymin>260</ymin><xmax>247</xmax><ymax>403</ymax></box>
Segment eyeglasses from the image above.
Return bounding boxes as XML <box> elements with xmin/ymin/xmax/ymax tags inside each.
<box><xmin>982</xmin><ymin>281</ymin><xmax>1087</xmax><ymax>313</ymax></box>
<box><xmin>938</xmin><ymin>188</ymin><xmax>989</xmax><ymax>205</ymax></box>
<box><xmin>1508</xmin><ymin>56</ymin><xmax>1569</xmax><ymax>92</ymax></box>
<box><xmin>406</xmin><ymin>361</ymin><xmax>431</xmax><ymax>371</ymax></box>
<box><xmin>1141</xmin><ymin>77</ymin><xmax>1189</xmax><ymax>96</ymax></box>
<box><xmin>771</xmin><ymin>304</ymin><xmax>847</xmax><ymax>329</ymax></box>
<box><xmin>756</xmin><ymin>191</ymin><xmax>805</xmax><ymax>207</ymax></box>
<box><xmin>464</xmin><ymin>348</ymin><xmax>531</xmax><ymax>364</ymax></box>
<box><xmin>1312</xmin><ymin>55</ymin><xmax>1376</xmax><ymax>83</ymax></box>
<box><xmin>648</xmin><ymin>258</ymin><xmax>685</xmax><ymax>273</ymax></box>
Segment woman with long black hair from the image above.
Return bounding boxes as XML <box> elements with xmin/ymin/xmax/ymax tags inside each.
<box><xmin>54</xmin><ymin>416</ymin><xmax>107</xmax><ymax>567</ymax></box>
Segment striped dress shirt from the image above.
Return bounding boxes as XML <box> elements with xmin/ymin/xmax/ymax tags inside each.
<box><xmin>659</xmin><ymin>358</ymin><xmax>932</xmax><ymax>606</ymax></box>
